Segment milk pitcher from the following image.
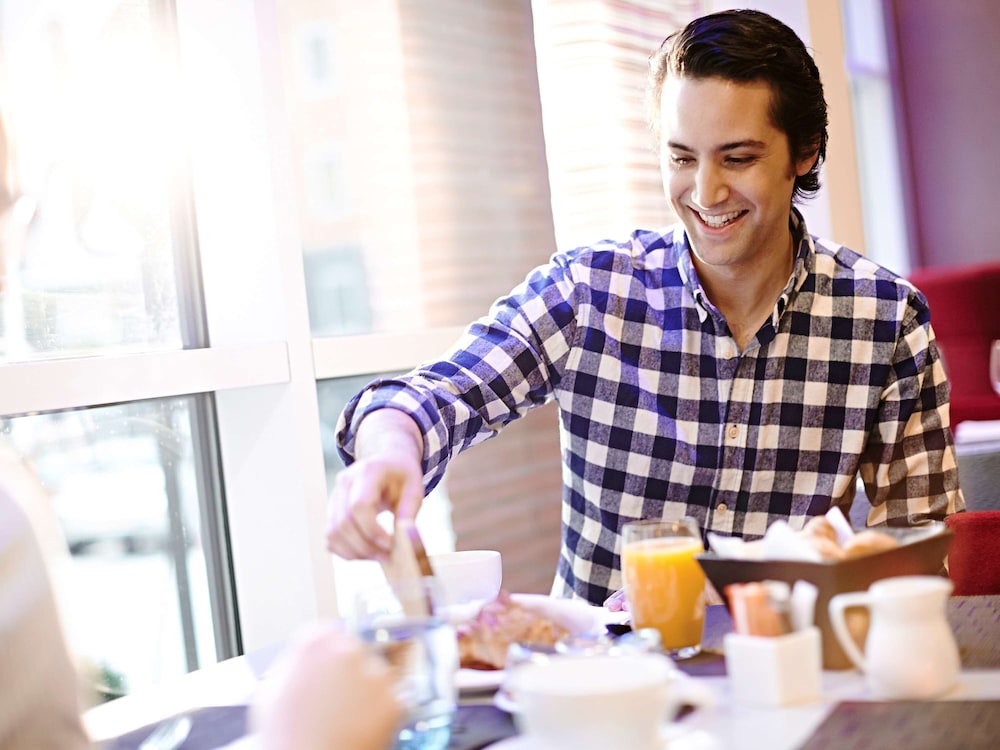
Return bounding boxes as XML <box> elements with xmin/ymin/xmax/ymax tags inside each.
<box><xmin>828</xmin><ymin>575</ymin><xmax>959</xmax><ymax>699</ymax></box>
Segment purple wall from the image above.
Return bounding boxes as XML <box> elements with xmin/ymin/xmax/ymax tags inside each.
<box><xmin>885</xmin><ymin>0</ymin><xmax>1000</xmax><ymax>269</ymax></box>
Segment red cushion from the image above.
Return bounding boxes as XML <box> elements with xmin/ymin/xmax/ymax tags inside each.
<box><xmin>945</xmin><ymin>512</ymin><xmax>1000</xmax><ymax>596</ymax></box>
<box><xmin>908</xmin><ymin>263</ymin><xmax>1000</xmax><ymax>427</ymax></box>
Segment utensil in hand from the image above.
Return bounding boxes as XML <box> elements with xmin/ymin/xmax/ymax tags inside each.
<box><xmin>380</xmin><ymin>518</ymin><xmax>434</xmax><ymax>616</ymax></box>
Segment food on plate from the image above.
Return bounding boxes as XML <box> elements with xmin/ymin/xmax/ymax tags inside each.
<box><xmin>842</xmin><ymin>529</ymin><xmax>901</xmax><ymax>559</ymax></box>
<box><xmin>456</xmin><ymin>591</ymin><xmax>570</xmax><ymax>670</ymax></box>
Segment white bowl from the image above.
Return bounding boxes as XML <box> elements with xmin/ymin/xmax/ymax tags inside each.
<box><xmin>429</xmin><ymin>549</ymin><xmax>503</xmax><ymax>606</ymax></box>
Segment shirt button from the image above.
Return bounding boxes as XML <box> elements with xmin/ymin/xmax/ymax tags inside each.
<box><xmin>727</xmin><ymin>425</ymin><xmax>739</xmax><ymax>439</ymax></box>
<box><xmin>717</xmin><ymin>503</ymin><xmax>729</xmax><ymax>513</ymax></box>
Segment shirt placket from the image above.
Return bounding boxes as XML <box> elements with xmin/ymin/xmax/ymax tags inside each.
<box><xmin>710</xmin><ymin>345</ymin><xmax>751</xmax><ymax>534</ymax></box>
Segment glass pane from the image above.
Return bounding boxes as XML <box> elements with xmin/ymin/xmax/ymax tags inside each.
<box><xmin>276</xmin><ymin>2</ymin><xmax>558</xmax><ymax>337</ymax></box>
<box><xmin>0</xmin><ymin>0</ymin><xmax>184</xmax><ymax>361</ymax></box>
<box><xmin>1</xmin><ymin>398</ymin><xmax>219</xmax><ymax>700</ymax></box>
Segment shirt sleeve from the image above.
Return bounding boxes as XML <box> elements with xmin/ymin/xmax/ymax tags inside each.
<box><xmin>859</xmin><ymin>289</ymin><xmax>966</xmax><ymax>525</ymax></box>
<box><xmin>336</xmin><ymin>252</ymin><xmax>581</xmax><ymax>493</ymax></box>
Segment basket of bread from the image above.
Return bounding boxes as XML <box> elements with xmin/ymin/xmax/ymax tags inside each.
<box><xmin>696</xmin><ymin>509</ymin><xmax>953</xmax><ymax>669</ymax></box>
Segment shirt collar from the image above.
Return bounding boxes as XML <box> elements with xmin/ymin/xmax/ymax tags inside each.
<box><xmin>677</xmin><ymin>207</ymin><xmax>815</xmax><ymax>327</ymax></box>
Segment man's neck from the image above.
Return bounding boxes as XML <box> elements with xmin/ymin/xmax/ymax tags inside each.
<box><xmin>695</xmin><ymin>231</ymin><xmax>796</xmax><ymax>351</ymax></box>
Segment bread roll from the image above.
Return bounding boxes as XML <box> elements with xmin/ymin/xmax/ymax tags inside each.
<box><xmin>842</xmin><ymin>530</ymin><xmax>899</xmax><ymax>559</ymax></box>
<box><xmin>809</xmin><ymin>535</ymin><xmax>845</xmax><ymax>561</ymax></box>
<box><xmin>802</xmin><ymin>515</ymin><xmax>838</xmax><ymax>544</ymax></box>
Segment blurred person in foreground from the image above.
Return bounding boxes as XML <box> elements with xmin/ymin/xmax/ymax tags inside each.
<box><xmin>327</xmin><ymin>9</ymin><xmax>964</xmax><ymax>606</ymax></box>
<box><xmin>0</xmin><ymin>487</ymin><xmax>400</xmax><ymax>750</ymax></box>
<box><xmin>0</xmin><ymin>97</ymin><xmax>90</xmax><ymax>749</ymax></box>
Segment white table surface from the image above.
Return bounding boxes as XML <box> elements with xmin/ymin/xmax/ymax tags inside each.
<box><xmin>85</xmin><ymin>639</ymin><xmax>1000</xmax><ymax>750</ymax></box>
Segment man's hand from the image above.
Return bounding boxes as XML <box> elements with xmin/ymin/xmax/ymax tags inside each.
<box><xmin>603</xmin><ymin>581</ymin><xmax>724</xmax><ymax>612</ymax></box>
<box><xmin>325</xmin><ymin>409</ymin><xmax>425</xmax><ymax>560</ymax></box>
<box><xmin>604</xmin><ymin>588</ymin><xmax>629</xmax><ymax>612</ymax></box>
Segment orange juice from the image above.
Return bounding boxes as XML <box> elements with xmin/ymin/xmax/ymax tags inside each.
<box><xmin>622</xmin><ymin>536</ymin><xmax>706</xmax><ymax>651</ymax></box>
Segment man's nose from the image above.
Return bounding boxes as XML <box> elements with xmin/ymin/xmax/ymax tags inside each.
<box><xmin>692</xmin><ymin>163</ymin><xmax>728</xmax><ymax>208</ymax></box>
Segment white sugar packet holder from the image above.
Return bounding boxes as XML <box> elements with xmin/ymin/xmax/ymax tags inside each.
<box><xmin>724</xmin><ymin>625</ymin><xmax>822</xmax><ymax>708</ymax></box>
<box><xmin>724</xmin><ymin>579</ymin><xmax>822</xmax><ymax>708</ymax></box>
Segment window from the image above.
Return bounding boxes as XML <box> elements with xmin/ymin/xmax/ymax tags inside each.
<box><xmin>0</xmin><ymin>0</ymin><xmax>323</xmax><ymax>700</ymax></box>
<box><xmin>0</xmin><ymin>399</ymin><xmax>228</xmax><ymax>696</ymax></box>
<box><xmin>841</xmin><ymin>0</ymin><xmax>911</xmax><ymax>274</ymax></box>
<box><xmin>280</xmin><ymin>0</ymin><xmax>569</xmax><ymax>609</ymax></box>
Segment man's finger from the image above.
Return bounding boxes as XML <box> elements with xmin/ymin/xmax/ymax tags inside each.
<box><xmin>326</xmin><ymin>471</ymin><xmax>383</xmax><ymax>559</ymax></box>
<box><xmin>344</xmin><ymin>468</ymin><xmax>394</xmax><ymax>555</ymax></box>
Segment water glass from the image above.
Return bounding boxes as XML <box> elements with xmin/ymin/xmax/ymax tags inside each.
<box><xmin>354</xmin><ymin>580</ymin><xmax>458</xmax><ymax>750</ymax></box>
<box><xmin>621</xmin><ymin>517</ymin><xmax>706</xmax><ymax>659</ymax></box>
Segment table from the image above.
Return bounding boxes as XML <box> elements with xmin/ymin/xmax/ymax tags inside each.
<box><xmin>86</xmin><ymin>597</ymin><xmax>1000</xmax><ymax>750</ymax></box>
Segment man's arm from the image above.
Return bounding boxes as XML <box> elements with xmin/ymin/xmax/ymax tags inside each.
<box><xmin>329</xmin><ymin>251</ymin><xmax>583</xmax><ymax>561</ymax></box>
<box><xmin>325</xmin><ymin>409</ymin><xmax>425</xmax><ymax>560</ymax></box>
<box><xmin>861</xmin><ymin>301</ymin><xmax>965</xmax><ymax>524</ymax></box>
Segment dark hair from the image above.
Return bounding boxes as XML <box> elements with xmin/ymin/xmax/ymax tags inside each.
<box><xmin>647</xmin><ymin>9</ymin><xmax>828</xmax><ymax>203</ymax></box>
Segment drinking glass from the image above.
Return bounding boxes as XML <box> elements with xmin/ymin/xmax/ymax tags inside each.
<box><xmin>353</xmin><ymin>579</ymin><xmax>458</xmax><ymax>750</ymax></box>
<box><xmin>621</xmin><ymin>517</ymin><xmax>706</xmax><ymax>659</ymax></box>
<box><xmin>991</xmin><ymin>340</ymin><xmax>1000</xmax><ymax>397</ymax></box>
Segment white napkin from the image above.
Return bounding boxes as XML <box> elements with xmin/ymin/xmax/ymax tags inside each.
<box><xmin>707</xmin><ymin>507</ymin><xmax>855</xmax><ymax>561</ymax></box>
<box><xmin>954</xmin><ymin>419</ymin><xmax>1000</xmax><ymax>445</ymax></box>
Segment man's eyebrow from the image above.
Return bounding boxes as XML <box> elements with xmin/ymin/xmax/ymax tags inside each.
<box><xmin>720</xmin><ymin>139</ymin><xmax>767</xmax><ymax>151</ymax></box>
<box><xmin>665</xmin><ymin>139</ymin><xmax>767</xmax><ymax>152</ymax></box>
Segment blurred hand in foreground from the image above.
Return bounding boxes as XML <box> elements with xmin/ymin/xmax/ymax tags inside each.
<box><xmin>252</xmin><ymin>624</ymin><xmax>402</xmax><ymax>750</ymax></box>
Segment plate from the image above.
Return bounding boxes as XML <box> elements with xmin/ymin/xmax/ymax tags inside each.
<box><xmin>451</xmin><ymin>594</ymin><xmax>627</xmax><ymax>694</ymax></box>
<box><xmin>493</xmin><ymin>686</ymin><xmax>517</xmax><ymax>713</ymax></box>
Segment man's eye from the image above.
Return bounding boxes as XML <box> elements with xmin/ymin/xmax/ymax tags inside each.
<box><xmin>726</xmin><ymin>156</ymin><xmax>756</xmax><ymax>165</ymax></box>
<box><xmin>670</xmin><ymin>155</ymin><xmax>692</xmax><ymax>166</ymax></box>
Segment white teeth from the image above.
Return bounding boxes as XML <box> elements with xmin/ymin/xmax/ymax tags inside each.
<box><xmin>698</xmin><ymin>210</ymin><xmax>743</xmax><ymax>228</ymax></box>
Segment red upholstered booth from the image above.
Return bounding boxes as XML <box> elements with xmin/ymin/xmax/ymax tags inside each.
<box><xmin>908</xmin><ymin>262</ymin><xmax>1000</xmax><ymax>430</ymax></box>
<box><xmin>945</xmin><ymin>511</ymin><xmax>1000</xmax><ymax>596</ymax></box>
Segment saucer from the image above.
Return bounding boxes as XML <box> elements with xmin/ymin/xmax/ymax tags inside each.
<box><xmin>492</xmin><ymin>687</ymin><xmax>517</xmax><ymax>714</ymax></box>
<box><xmin>455</xmin><ymin>667</ymin><xmax>504</xmax><ymax>694</ymax></box>
<box><xmin>486</xmin><ymin>723</ymin><xmax>708</xmax><ymax>750</ymax></box>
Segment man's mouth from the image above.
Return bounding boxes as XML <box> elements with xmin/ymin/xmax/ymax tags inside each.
<box><xmin>696</xmin><ymin>209</ymin><xmax>747</xmax><ymax>228</ymax></box>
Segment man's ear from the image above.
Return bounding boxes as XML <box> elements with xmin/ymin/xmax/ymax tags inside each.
<box><xmin>796</xmin><ymin>148</ymin><xmax>820</xmax><ymax>177</ymax></box>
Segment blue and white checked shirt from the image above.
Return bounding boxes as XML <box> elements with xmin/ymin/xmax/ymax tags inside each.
<box><xmin>337</xmin><ymin>212</ymin><xmax>965</xmax><ymax>605</ymax></box>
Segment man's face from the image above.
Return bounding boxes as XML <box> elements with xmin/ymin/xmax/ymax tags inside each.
<box><xmin>658</xmin><ymin>75</ymin><xmax>813</xmax><ymax>276</ymax></box>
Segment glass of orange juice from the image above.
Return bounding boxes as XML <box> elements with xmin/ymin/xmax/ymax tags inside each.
<box><xmin>621</xmin><ymin>517</ymin><xmax>706</xmax><ymax>659</ymax></box>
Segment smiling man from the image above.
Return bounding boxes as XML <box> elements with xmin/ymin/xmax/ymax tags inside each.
<box><xmin>329</xmin><ymin>10</ymin><xmax>964</xmax><ymax>606</ymax></box>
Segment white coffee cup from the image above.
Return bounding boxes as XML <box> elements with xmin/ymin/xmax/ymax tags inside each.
<box><xmin>428</xmin><ymin>549</ymin><xmax>502</xmax><ymax>605</ymax></box>
<box><xmin>509</xmin><ymin>653</ymin><xmax>710</xmax><ymax>750</ymax></box>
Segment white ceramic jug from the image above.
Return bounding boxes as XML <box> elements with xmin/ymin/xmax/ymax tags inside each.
<box><xmin>828</xmin><ymin>575</ymin><xmax>960</xmax><ymax>699</ymax></box>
